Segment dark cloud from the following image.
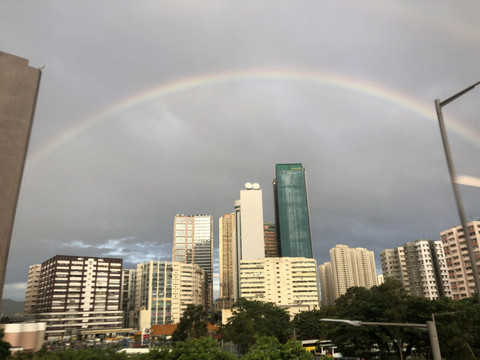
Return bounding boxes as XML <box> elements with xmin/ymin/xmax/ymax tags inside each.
<box><xmin>2</xmin><ymin>1</ymin><xmax>480</xmax><ymax>300</ymax></box>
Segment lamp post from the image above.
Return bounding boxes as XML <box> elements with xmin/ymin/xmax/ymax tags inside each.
<box><xmin>321</xmin><ymin>318</ymin><xmax>441</xmax><ymax>360</ymax></box>
<box><xmin>435</xmin><ymin>81</ymin><xmax>480</xmax><ymax>303</ymax></box>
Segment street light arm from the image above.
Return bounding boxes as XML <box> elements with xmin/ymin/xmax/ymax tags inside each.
<box><xmin>439</xmin><ymin>81</ymin><xmax>480</xmax><ymax>107</ymax></box>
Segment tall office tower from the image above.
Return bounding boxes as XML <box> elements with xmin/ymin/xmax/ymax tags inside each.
<box><xmin>440</xmin><ymin>221</ymin><xmax>480</xmax><ymax>300</ymax></box>
<box><xmin>380</xmin><ymin>247</ymin><xmax>410</xmax><ymax>293</ymax></box>
<box><xmin>135</xmin><ymin>261</ymin><xmax>204</xmax><ymax>329</ymax></box>
<box><xmin>173</xmin><ymin>214</ymin><xmax>213</xmax><ymax>311</ymax></box>
<box><xmin>232</xmin><ymin>183</ymin><xmax>265</xmax><ymax>299</ymax></box>
<box><xmin>319</xmin><ymin>245</ymin><xmax>377</xmax><ymax>306</ymax></box>
<box><xmin>121</xmin><ymin>269</ymin><xmax>136</xmax><ymax>328</ymax></box>
<box><xmin>33</xmin><ymin>255</ymin><xmax>123</xmax><ymax>340</ymax></box>
<box><xmin>239</xmin><ymin>257</ymin><xmax>319</xmax><ymax>316</ymax></box>
<box><xmin>24</xmin><ymin>264</ymin><xmax>42</xmax><ymax>314</ymax></box>
<box><xmin>0</xmin><ymin>52</ymin><xmax>41</xmax><ymax>307</ymax></box>
<box><xmin>273</xmin><ymin>164</ymin><xmax>313</xmax><ymax>258</ymax></box>
<box><xmin>381</xmin><ymin>239</ymin><xmax>452</xmax><ymax>300</ymax></box>
<box><xmin>218</xmin><ymin>213</ymin><xmax>235</xmax><ymax>309</ymax></box>
<box><xmin>264</xmin><ymin>222</ymin><xmax>278</xmax><ymax>257</ymax></box>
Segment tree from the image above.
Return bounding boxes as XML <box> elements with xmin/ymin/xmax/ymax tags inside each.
<box><xmin>325</xmin><ymin>279</ymin><xmax>432</xmax><ymax>360</ymax></box>
<box><xmin>242</xmin><ymin>336</ymin><xmax>313</xmax><ymax>360</ymax></box>
<box><xmin>292</xmin><ymin>306</ymin><xmax>335</xmax><ymax>341</ymax></box>
<box><xmin>165</xmin><ymin>337</ymin><xmax>235</xmax><ymax>360</ymax></box>
<box><xmin>171</xmin><ymin>304</ymin><xmax>208</xmax><ymax>342</ymax></box>
<box><xmin>220</xmin><ymin>298</ymin><xmax>292</xmax><ymax>347</ymax></box>
<box><xmin>0</xmin><ymin>329</ymin><xmax>11</xmax><ymax>360</ymax></box>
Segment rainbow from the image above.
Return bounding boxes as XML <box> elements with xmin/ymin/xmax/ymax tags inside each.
<box><xmin>25</xmin><ymin>67</ymin><xmax>479</xmax><ymax>168</ymax></box>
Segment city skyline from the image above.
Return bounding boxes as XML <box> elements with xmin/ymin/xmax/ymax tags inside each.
<box><xmin>2</xmin><ymin>2</ymin><xmax>480</xmax><ymax>301</ymax></box>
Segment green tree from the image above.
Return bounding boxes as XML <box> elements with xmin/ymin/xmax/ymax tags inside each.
<box><xmin>0</xmin><ymin>329</ymin><xmax>10</xmax><ymax>360</ymax></box>
<box><xmin>292</xmin><ymin>306</ymin><xmax>335</xmax><ymax>341</ymax></box>
<box><xmin>220</xmin><ymin>298</ymin><xmax>292</xmax><ymax>347</ymax></box>
<box><xmin>171</xmin><ymin>304</ymin><xmax>208</xmax><ymax>342</ymax></box>
<box><xmin>166</xmin><ymin>337</ymin><xmax>235</xmax><ymax>360</ymax></box>
<box><xmin>242</xmin><ymin>336</ymin><xmax>313</xmax><ymax>360</ymax></box>
<box><xmin>326</xmin><ymin>279</ymin><xmax>432</xmax><ymax>360</ymax></box>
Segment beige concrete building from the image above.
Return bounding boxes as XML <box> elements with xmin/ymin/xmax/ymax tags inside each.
<box><xmin>218</xmin><ymin>213</ymin><xmax>235</xmax><ymax>309</ymax></box>
<box><xmin>135</xmin><ymin>261</ymin><xmax>204</xmax><ymax>329</ymax></box>
<box><xmin>320</xmin><ymin>245</ymin><xmax>377</xmax><ymax>306</ymax></box>
<box><xmin>0</xmin><ymin>322</ymin><xmax>46</xmax><ymax>353</ymax></box>
<box><xmin>239</xmin><ymin>257</ymin><xmax>319</xmax><ymax>316</ymax></box>
<box><xmin>0</xmin><ymin>51</ymin><xmax>41</xmax><ymax>308</ymax></box>
<box><xmin>24</xmin><ymin>264</ymin><xmax>42</xmax><ymax>314</ymax></box>
<box><xmin>440</xmin><ymin>221</ymin><xmax>480</xmax><ymax>300</ymax></box>
<box><xmin>380</xmin><ymin>247</ymin><xmax>410</xmax><ymax>293</ymax></box>
<box><xmin>381</xmin><ymin>239</ymin><xmax>452</xmax><ymax>300</ymax></box>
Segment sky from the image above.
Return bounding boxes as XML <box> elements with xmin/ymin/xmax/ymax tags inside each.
<box><xmin>1</xmin><ymin>1</ymin><xmax>480</xmax><ymax>301</ymax></box>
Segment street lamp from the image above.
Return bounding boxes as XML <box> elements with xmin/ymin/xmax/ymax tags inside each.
<box><xmin>321</xmin><ymin>318</ymin><xmax>441</xmax><ymax>360</ymax></box>
<box><xmin>435</xmin><ymin>81</ymin><xmax>480</xmax><ymax>303</ymax></box>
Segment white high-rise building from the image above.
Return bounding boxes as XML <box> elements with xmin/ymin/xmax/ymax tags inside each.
<box><xmin>24</xmin><ymin>264</ymin><xmax>42</xmax><ymax>314</ymax></box>
<box><xmin>319</xmin><ymin>245</ymin><xmax>378</xmax><ymax>306</ymax></box>
<box><xmin>135</xmin><ymin>261</ymin><xmax>204</xmax><ymax>329</ymax></box>
<box><xmin>233</xmin><ymin>183</ymin><xmax>265</xmax><ymax>300</ymax></box>
<box><xmin>239</xmin><ymin>257</ymin><xmax>319</xmax><ymax>316</ymax></box>
<box><xmin>440</xmin><ymin>221</ymin><xmax>480</xmax><ymax>300</ymax></box>
<box><xmin>173</xmin><ymin>214</ymin><xmax>213</xmax><ymax>311</ymax></box>
<box><xmin>381</xmin><ymin>239</ymin><xmax>452</xmax><ymax>300</ymax></box>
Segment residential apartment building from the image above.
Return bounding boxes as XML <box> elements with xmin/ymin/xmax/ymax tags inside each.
<box><xmin>380</xmin><ymin>247</ymin><xmax>410</xmax><ymax>293</ymax></box>
<box><xmin>381</xmin><ymin>239</ymin><xmax>452</xmax><ymax>300</ymax></box>
<box><xmin>32</xmin><ymin>255</ymin><xmax>123</xmax><ymax>340</ymax></box>
<box><xmin>135</xmin><ymin>261</ymin><xmax>204</xmax><ymax>329</ymax></box>
<box><xmin>0</xmin><ymin>51</ymin><xmax>41</xmax><ymax>307</ymax></box>
<box><xmin>218</xmin><ymin>213</ymin><xmax>235</xmax><ymax>309</ymax></box>
<box><xmin>273</xmin><ymin>163</ymin><xmax>313</xmax><ymax>258</ymax></box>
<box><xmin>173</xmin><ymin>214</ymin><xmax>213</xmax><ymax>311</ymax></box>
<box><xmin>24</xmin><ymin>264</ymin><xmax>42</xmax><ymax>314</ymax></box>
<box><xmin>440</xmin><ymin>221</ymin><xmax>480</xmax><ymax>299</ymax></box>
<box><xmin>320</xmin><ymin>245</ymin><xmax>377</xmax><ymax>306</ymax></box>
<box><xmin>239</xmin><ymin>257</ymin><xmax>319</xmax><ymax>316</ymax></box>
<box><xmin>264</xmin><ymin>222</ymin><xmax>278</xmax><ymax>257</ymax></box>
<box><xmin>121</xmin><ymin>269</ymin><xmax>136</xmax><ymax>328</ymax></box>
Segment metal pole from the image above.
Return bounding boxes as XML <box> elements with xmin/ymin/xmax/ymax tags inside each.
<box><xmin>427</xmin><ymin>321</ymin><xmax>442</xmax><ymax>360</ymax></box>
<box><xmin>435</xmin><ymin>98</ymin><xmax>480</xmax><ymax>303</ymax></box>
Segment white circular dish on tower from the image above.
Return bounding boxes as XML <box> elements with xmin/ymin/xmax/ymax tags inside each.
<box><xmin>253</xmin><ymin>183</ymin><xmax>260</xmax><ymax>190</ymax></box>
<box><xmin>245</xmin><ymin>182</ymin><xmax>253</xmax><ymax>189</ymax></box>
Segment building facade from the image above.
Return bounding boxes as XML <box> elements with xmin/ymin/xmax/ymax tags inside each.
<box><xmin>239</xmin><ymin>257</ymin><xmax>319</xmax><ymax>316</ymax></box>
<box><xmin>232</xmin><ymin>183</ymin><xmax>265</xmax><ymax>300</ymax></box>
<box><xmin>0</xmin><ymin>51</ymin><xmax>41</xmax><ymax>307</ymax></box>
<box><xmin>440</xmin><ymin>221</ymin><xmax>480</xmax><ymax>300</ymax></box>
<box><xmin>24</xmin><ymin>264</ymin><xmax>42</xmax><ymax>314</ymax></box>
<box><xmin>273</xmin><ymin>163</ymin><xmax>313</xmax><ymax>258</ymax></box>
<box><xmin>218</xmin><ymin>213</ymin><xmax>235</xmax><ymax>309</ymax></box>
<box><xmin>121</xmin><ymin>269</ymin><xmax>136</xmax><ymax>328</ymax></box>
<box><xmin>32</xmin><ymin>255</ymin><xmax>123</xmax><ymax>340</ymax></box>
<box><xmin>135</xmin><ymin>261</ymin><xmax>204</xmax><ymax>329</ymax></box>
<box><xmin>172</xmin><ymin>214</ymin><xmax>213</xmax><ymax>311</ymax></box>
<box><xmin>319</xmin><ymin>245</ymin><xmax>377</xmax><ymax>306</ymax></box>
<box><xmin>381</xmin><ymin>239</ymin><xmax>452</xmax><ymax>300</ymax></box>
<box><xmin>380</xmin><ymin>247</ymin><xmax>410</xmax><ymax>293</ymax></box>
<box><xmin>263</xmin><ymin>222</ymin><xmax>278</xmax><ymax>257</ymax></box>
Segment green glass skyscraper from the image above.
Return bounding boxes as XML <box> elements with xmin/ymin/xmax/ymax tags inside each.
<box><xmin>273</xmin><ymin>163</ymin><xmax>313</xmax><ymax>258</ymax></box>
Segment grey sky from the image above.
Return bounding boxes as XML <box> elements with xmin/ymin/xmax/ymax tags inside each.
<box><xmin>2</xmin><ymin>1</ymin><xmax>480</xmax><ymax>300</ymax></box>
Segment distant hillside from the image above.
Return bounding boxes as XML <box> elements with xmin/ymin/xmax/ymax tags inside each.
<box><xmin>1</xmin><ymin>299</ymin><xmax>24</xmax><ymax>316</ymax></box>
